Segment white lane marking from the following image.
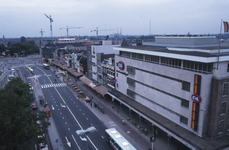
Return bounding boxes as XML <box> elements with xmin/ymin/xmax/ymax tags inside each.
<box><xmin>65</xmin><ymin>122</ymin><xmax>67</xmax><ymax>124</ymax></box>
<box><xmin>101</xmin><ymin>136</ymin><xmax>104</xmax><ymax>139</ymax></box>
<box><xmin>65</xmin><ymin>136</ymin><xmax>71</xmax><ymax>147</ymax></box>
<box><xmin>38</xmin><ymin>68</ymin><xmax>98</xmax><ymax>150</ymax></box>
<box><xmin>86</xmin><ymin>118</ymin><xmax>88</xmax><ymax>120</ymax></box>
<box><xmin>60</xmin><ymin>103</ymin><xmax>66</xmax><ymax>108</ymax></box>
<box><xmin>72</xmin><ymin>135</ymin><xmax>81</xmax><ymax>150</ymax></box>
<box><xmin>62</xmin><ymin>117</ymin><xmax>64</xmax><ymax>119</ymax></box>
<box><xmin>60</xmin><ymin>112</ymin><xmax>62</xmax><ymax>114</ymax></box>
<box><xmin>51</xmin><ymin>105</ymin><xmax>54</xmax><ymax>110</ymax></box>
<box><xmin>68</xmin><ymin>128</ymin><xmax>70</xmax><ymax>131</ymax></box>
<box><xmin>82</xmin><ymin>113</ymin><xmax>84</xmax><ymax>115</ymax></box>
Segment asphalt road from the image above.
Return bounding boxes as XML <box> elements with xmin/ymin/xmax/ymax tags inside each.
<box><xmin>33</xmin><ymin>65</ymin><xmax>112</xmax><ymax>150</ymax></box>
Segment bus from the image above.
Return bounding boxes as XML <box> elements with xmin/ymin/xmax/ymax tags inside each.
<box><xmin>105</xmin><ymin>128</ymin><xmax>137</xmax><ymax>150</ymax></box>
<box><xmin>43</xmin><ymin>63</ymin><xmax>49</xmax><ymax>69</ymax></box>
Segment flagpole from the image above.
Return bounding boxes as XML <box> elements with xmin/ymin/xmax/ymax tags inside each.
<box><xmin>217</xmin><ymin>19</ymin><xmax>222</xmax><ymax>70</ymax></box>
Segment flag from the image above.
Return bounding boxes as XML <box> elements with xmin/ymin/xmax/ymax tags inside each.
<box><xmin>223</xmin><ymin>21</ymin><xmax>229</xmax><ymax>32</ymax></box>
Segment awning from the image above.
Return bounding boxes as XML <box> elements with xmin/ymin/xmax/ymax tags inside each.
<box><xmin>93</xmin><ymin>85</ymin><xmax>108</xmax><ymax>97</ymax></box>
<box><xmin>80</xmin><ymin>76</ymin><xmax>93</xmax><ymax>85</ymax></box>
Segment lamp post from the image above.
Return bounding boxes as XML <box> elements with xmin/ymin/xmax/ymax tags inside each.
<box><xmin>76</xmin><ymin>126</ymin><xmax>97</xmax><ymax>150</ymax></box>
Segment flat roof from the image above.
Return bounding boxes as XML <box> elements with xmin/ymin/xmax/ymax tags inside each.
<box><xmin>114</xmin><ymin>45</ymin><xmax>229</xmax><ymax>63</ymax></box>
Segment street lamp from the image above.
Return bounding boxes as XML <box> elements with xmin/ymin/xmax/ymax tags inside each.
<box><xmin>76</xmin><ymin>126</ymin><xmax>97</xmax><ymax>150</ymax></box>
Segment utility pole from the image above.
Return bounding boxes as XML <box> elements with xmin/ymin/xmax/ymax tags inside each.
<box><xmin>44</xmin><ymin>14</ymin><xmax>54</xmax><ymax>44</ymax></box>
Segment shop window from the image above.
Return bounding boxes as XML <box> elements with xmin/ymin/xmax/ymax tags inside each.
<box><xmin>181</xmin><ymin>99</ymin><xmax>189</xmax><ymax>108</ymax></box>
<box><xmin>223</xmin><ymin>83</ymin><xmax>228</xmax><ymax>96</ymax></box>
<box><xmin>182</xmin><ymin>81</ymin><xmax>190</xmax><ymax>92</ymax></box>
<box><xmin>180</xmin><ymin>116</ymin><xmax>188</xmax><ymax>125</ymax></box>
<box><xmin>220</xmin><ymin>102</ymin><xmax>227</xmax><ymax>115</ymax></box>
<box><xmin>218</xmin><ymin>120</ymin><xmax>225</xmax><ymax>134</ymax></box>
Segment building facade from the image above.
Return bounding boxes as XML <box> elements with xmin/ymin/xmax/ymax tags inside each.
<box><xmin>110</xmin><ymin>36</ymin><xmax>229</xmax><ymax>149</ymax></box>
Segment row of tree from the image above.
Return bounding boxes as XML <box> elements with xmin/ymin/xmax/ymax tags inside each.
<box><xmin>0</xmin><ymin>36</ymin><xmax>39</xmax><ymax>57</ymax></box>
<box><xmin>0</xmin><ymin>77</ymin><xmax>50</xmax><ymax>149</ymax></box>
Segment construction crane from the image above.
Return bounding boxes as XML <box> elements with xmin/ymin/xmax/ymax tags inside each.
<box><xmin>60</xmin><ymin>26</ymin><xmax>83</xmax><ymax>37</ymax></box>
<box><xmin>44</xmin><ymin>14</ymin><xmax>53</xmax><ymax>44</ymax></box>
<box><xmin>39</xmin><ymin>29</ymin><xmax>45</xmax><ymax>46</ymax></box>
<box><xmin>91</xmin><ymin>27</ymin><xmax>116</xmax><ymax>40</ymax></box>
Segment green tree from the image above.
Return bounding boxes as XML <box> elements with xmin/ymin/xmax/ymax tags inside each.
<box><xmin>0</xmin><ymin>43</ymin><xmax>5</xmax><ymax>55</ymax></box>
<box><xmin>7</xmin><ymin>41</ymin><xmax>12</xmax><ymax>47</ymax></box>
<box><xmin>0</xmin><ymin>77</ymin><xmax>50</xmax><ymax>150</ymax></box>
<box><xmin>20</xmin><ymin>36</ymin><xmax>26</xmax><ymax>44</ymax></box>
<box><xmin>25</xmin><ymin>40</ymin><xmax>39</xmax><ymax>54</ymax></box>
<box><xmin>9</xmin><ymin>42</ymin><xmax>25</xmax><ymax>56</ymax></box>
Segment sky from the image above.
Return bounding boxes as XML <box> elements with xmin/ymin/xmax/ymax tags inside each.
<box><xmin>0</xmin><ymin>0</ymin><xmax>229</xmax><ymax>38</ymax></box>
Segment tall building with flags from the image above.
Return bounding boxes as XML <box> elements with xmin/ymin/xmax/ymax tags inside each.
<box><xmin>108</xmin><ymin>36</ymin><xmax>229</xmax><ymax>150</ymax></box>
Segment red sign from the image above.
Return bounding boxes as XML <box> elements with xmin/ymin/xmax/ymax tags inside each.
<box><xmin>110</xmin><ymin>78</ymin><xmax>116</xmax><ymax>83</ymax></box>
<box><xmin>191</xmin><ymin>94</ymin><xmax>201</xmax><ymax>103</ymax></box>
<box><xmin>117</xmin><ymin>61</ymin><xmax>124</xmax><ymax>70</ymax></box>
<box><xmin>86</xmin><ymin>42</ymin><xmax>91</xmax><ymax>45</ymax></box>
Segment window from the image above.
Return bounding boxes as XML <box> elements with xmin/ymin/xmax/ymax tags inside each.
<box><xmin>182</xmin><ymin>81</ymin><xmax>190</xmax><ymax>92</ymax></box>
<box><xmin>228</xmin><ymin>118</ymin><xmax>229</xmax><ymax>131</ymax></box>
<box><xmin>127</xmin><ymin>77</ymin><xmax>135</xmax><ymax>87</ymax></box>
<box><xmin>181</xmin><ymin>99</ymin><xmax>189</xmax><ymax>108</ymax></box>
<box><xmin>117</xmin><ymin>73</ymin><xmax>118</xmax><ymax>77</ymax></box>
<box><xmin>227</xmin><ymin>64</ymin><xmax>229</xmax><ymax>72</ymax></box>
<box><xmin>180</xmin><ymin>116</ymin><xmax>188</xmax><ymax>125</ymax></box>
<box><xmin>218</xmin><ymin>120</ymin><xmax>225</xmax><ymax>134</ymax></box>
<box><xmin>220</xmin><ymin>102</ymin><xmax>227</xmax><ymax>115</ymax></box>
<box><xmin>127</xmin><ymin>89</ymin><xmax>135</xmax><ymax>99</ymax></box>
<box><xmin>127</xmin><ymin>66</ymin><xmax>135</xmax><ymax>75</ymax></box>
<box><xmin>223</xmin><ymin>83</ymin><xmax>228</xmax><ymax>96</ymax></box>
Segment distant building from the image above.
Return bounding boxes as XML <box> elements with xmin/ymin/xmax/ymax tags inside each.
<box><xmin>108</xmin><ymin>36</ymin><xmax>229</xmax><ymax>150</ymax></box>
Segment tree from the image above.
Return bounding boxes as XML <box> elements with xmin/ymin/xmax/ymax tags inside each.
<box><xmin>20</xmin><ymin>36</ymin><xmax>26</xmax><ymax>44</ymax></box>
<box><xmin>0</xmin><ymin>43</ymin><xmax>5</xmax><ymax>55</ymax></box>
<box><xmin>9</xmin><ymin>42</ymin><xmax>25</xmax><ymax>56</ymax></box>
<box><xmin>0</xmin><ymin>77</ymin><xmax>50</xmax><ymax>150</ymax></box>
<box><xmin>25</xmin><ymin>41</ymin><xmax>39</xmax><ymax>54</ymax></box>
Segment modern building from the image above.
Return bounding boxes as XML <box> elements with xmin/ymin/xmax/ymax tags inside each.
<box><xmin>108</xmin><ymin>36</ymin><xmax>229</xmax><ymax>150</ymax></box>
<box><xmin>86</xmin><ymin>40</ymin><xmax>119</xmax><ymax>83</ymax></box>
<box><xmin>101</xmin><ymin>57</ymin><xmax>115</xmax><ymax>89</ymax></box>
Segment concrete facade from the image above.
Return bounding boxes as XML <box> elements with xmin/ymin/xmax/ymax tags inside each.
<box><xmin>111</xmin><ymin>37</ymin><xmax>229</xmax><ymax>149</ymax></box>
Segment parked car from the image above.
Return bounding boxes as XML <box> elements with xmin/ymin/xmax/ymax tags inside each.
<box><xmin>31</xmin><ymin>103</ymin><xmax>37</xmax><ymax>110</ymax></box>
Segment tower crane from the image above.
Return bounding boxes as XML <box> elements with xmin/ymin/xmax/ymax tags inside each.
<box><xmin>60</xmin><ymin>26</ymin><xmax>83</xmax><ymax>37</ymax></box>
<box><xmin>39</xmin><ymin>29</ymin><xmax>45</xmax><ymax>46</ymax></box>
<box><xmin>91</xmin><ymin>27</ymin><xmax>116</xmax><ymax>40</ymax></box>
<box><xmin>44</xmin><ymin>14</ymin><xmax>53</xmax><ymax>44</ymax></box>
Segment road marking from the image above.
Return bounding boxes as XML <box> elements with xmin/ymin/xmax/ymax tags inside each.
<box><xmin>62</xmin><ymin>117</ymin><xmax>64</xmax><ymax>119</ymax></box>
<box><xmin>65</xmin><ymin>136</ymin><xmax>71</xmax><ymax>147</ymax></box>
<box><xmin>60</xmin><ymin>112</ymin><xmax>62</xmax><ymax>114</ymax></box>
<box><xmin>101</xmin><ymin>136</ymin><xmax>104</xmax><ymax>139</ymax></box>
<box><xmin>86</xmin><ymin>118</ymin><xmax>88</xmax><ymax>120</ymax></box>
<box><xmin>82</xmin><ymin>113</ymin><xmax>84</xmax><ymax>115</ymax></box>
<box><xmin>79</xmin><ymin>109</ymin><xmax>81</xmax><ymax>111</ymax></box>
<box><xmin>51</xmin><ymin>105</ymin><xmax>54</xmax><ymax>110</ymax></box>
<box><xmin>68</xmin><ymin>128</ymin><xmax>70</xmax><ymax>130</ymax></box>
<box><xmin>65</xmin><ymin>122</ymin><xmax>67</xmax><ymax>124</ymax></box>
<box><xmin>60</xmin><ymin>103</ymin><xmax>66</xmax><ymax>108</ymax></box>
<box><xmin>72</xmin><ymin>135</ymin><xmax>81</xmax><ymax>150</ymax></box>
<box><xmin>58</xmin><ymin>108</ymin><xmax>60</xmax><ymax>110</ymax></box>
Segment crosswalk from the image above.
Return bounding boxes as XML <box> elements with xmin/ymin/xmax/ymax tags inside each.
<box><xmin>41</xmin><ymin>83</ymin><xmax>67</xmax><ymax>89</ymax></box>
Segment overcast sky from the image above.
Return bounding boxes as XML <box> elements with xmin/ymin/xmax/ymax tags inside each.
<box><xmin>0</xmin><ymin>0</ymin><xmax>229</xmax><ymax>38</ymax></box>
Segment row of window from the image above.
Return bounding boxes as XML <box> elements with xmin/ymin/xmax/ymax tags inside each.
<box><xmin>120</xmin><ymin>51</ymin><xmax>213</xmax><ymax>74</ymax></box>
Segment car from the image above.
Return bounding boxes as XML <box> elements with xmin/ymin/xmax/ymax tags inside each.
<box><xmin>8</xmin><ymin>67</ymin><xmax>11</xmax><ymax>70</ymax></box>
<box><xmin>31</xmin><ymin>103</ymin><xmax>37</xmax><ymax>110</ymax></box>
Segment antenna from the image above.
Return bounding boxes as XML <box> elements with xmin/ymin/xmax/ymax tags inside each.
<box><xmin>149</xmin><ymin>19</ymin><xmax>151</xmax><ymax>35</ymax></box>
